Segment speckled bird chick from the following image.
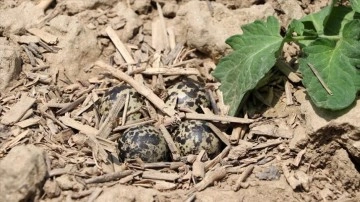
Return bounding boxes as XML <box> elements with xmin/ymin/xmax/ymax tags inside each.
<box><xmin>172</xmin><ymin>120</ymin><xmax>222</xmax><ymax>158</ymax></box>
<box><xmin>165</xmin><ymin>78</ymin><xmax>210</xmax><ymax>112</ymax></box>
<box><xmin>118</xmin><ymin>125</ymin><xmax>170</xmax><ymax>163</ymax></box>
<box><xmin>99</xmin><ymin>85</ymin><xmax>143</xmax><ymax>121</ymax></box>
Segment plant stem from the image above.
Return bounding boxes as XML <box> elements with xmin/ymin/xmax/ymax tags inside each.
<box><xmin>292</xmin><ymin>35</ymin><xmax>340</xmax><ymax>41</ymax></box>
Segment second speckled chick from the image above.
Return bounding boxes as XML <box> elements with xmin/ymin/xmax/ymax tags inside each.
<box><xmin>118</xmin><ymin>124</ymin><xmax>170</xmax><ymax>163</ymax></box>
<box><xmin>165</xmin><ymin>78</ymin><xmax>210</xmax><ymax>112</ymax></box>
<box><xmin>172</xmin><ymin>120</ymin><xmax>222</xmax><ymax>158</ymax></box>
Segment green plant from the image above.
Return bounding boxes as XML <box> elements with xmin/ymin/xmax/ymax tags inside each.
<box><xmin>213</xmin><ymin>0</ymin><xmax>360</xmax><ymax>116</ymax></box>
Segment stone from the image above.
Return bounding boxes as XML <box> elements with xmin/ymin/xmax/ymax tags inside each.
<box><xmin>163</xmin><ymin>2</ymin><xmax>179</xmax><ymax>18</ymax></box>
<box><xmin>0</xmin><ymin>43</ymin><xmax>22</xmax><ymax>90</ymax></box>
<box><xmin>45</xmin><ymin>15</ymin><xmax>101</xmax><ymax>83</ymax></box>
<box><xmin>0</xmin><ymin>2</ymin><xmax>44</xmax><ymax>35</ymax></box>
<box><xmin>277</xmin><ymin>0</ymin><xmax>306</xmax><ymax>26</ymax></box>
<box><xmin>172</xmin><ymin>1</ymin><xmax>275</xmax><ymax>60</ymax></box>
<box><xmin>0</xmin><ymin>145</ymin><xmax>47</xmax><ymax>202</ymax></box>
<box><xmin>114</xmin><ymin>2</ymin><xmax>143</xmax><ymax>42</ymax></box>
<box><xmin>130</xmin><ymin>0</ymin><xmax>151</xmax><ymax>15</ymax></box>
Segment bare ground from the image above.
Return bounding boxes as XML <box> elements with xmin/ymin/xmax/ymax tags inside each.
<box><xmin>0</xmin><ymin>0</ymin><xmax>359</xmax><ymax>201</ymax></box>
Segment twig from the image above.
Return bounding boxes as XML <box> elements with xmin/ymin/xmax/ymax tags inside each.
<box><xmin>285</xmin><ymin>80</ymin><xmax>294</xmax><ymax>105</ymax></box>
<box><xmin>49</xmin><ymin>168</ymin><xmax>68</xmax><ymax>177</ymax></box>
<box><xmin>180</xmin><ymin>48</ymin><xmax>196</xmax><ymax>62</ymax></box>
<box><xmin>166</xmin><ymin>58</ymin><xmax>199</xmax><ymax>68</ymax></box>
<box><xmin>276</xmin><ymin>59</ymin><xmax>301</xmax><ymax>83</ymax></box>
<box><xmin>156</xmin><ymin>1</ymin><xmax>170</xmax><ymax>50</ymax></box>
<box><xmin>200</xmin><ymin>106</ymin><xmax>213</xmax><ymax>115</ymax></box>
<box><xmin>307</xmin><ymin>63</ymin><xmax>333</xmax><ymax>95</ymax></box>
<box><xmin>85</xmin><ymin>170</ymin><xmax>132</xmax><ymax>184</ymax></box>
<box><xmin>293</xmin><ymin>148</ymin><xmax>306</xmax><ymax>167</ymax></box>
<box><xmin>39</xmin><ymin>108</ymin><xmax>68</xmax><ymax>129</ymax></box>
<box><xmin>142</xmin><ymin>170</ymin><xmax>180</xmax><ymax>181</ymax></box>
<box><xmin>86</xmin><ymin>188</ymin><xmax>102</xmax><ymax>202</ymax></box>
<box><xmin>205</xmin><ymin>145</ymin><xmax>231</xmax><ymax>171</ymax></box>
<box><xmin>167</xmin><ymin>26</ymin><xmax>176</xmax><ymax>50</ymax></box>
<box><xmin>206</xmin><ymin>89</ymin><xmax>220</xmax><ymax>115</ymax></box>
<box><xmin>185</xmin><ymin>113</ymin><xmax>253</xmax><ymax>124</ymax></box>
<box><xmin>141</xmin><ymin>67</ymin><xmax>200</xmax><ymax>76</ymax></box>
<box><xmin>119</xmin><ymin>171</ymin><xmax>143</xmax><ymax>184</ymax></box>
<box><xmin>46</xmin><ymin>118</ymin><xmax>59</xmax><ymax>134</ymax></box>
<box><xmin>75</xmin><ymin>85</ymin><xmax>95</xmax><ymax>98</ymax></box>
<box><xmin>282</xmin><ymin>163</ymin><xmax>300</xmax><ymax>189</ymax></box>
<box><xmin>97</xmin><ymin>94</ymin><xmax>126</xmax><ymax>138</ymax></box>
<box><xmin>145</xmin><ymin>100</ymin><xmax>157</xmax><ymax>120</ymax></box>
<box><xmin>24</xmin><ymin>71</ymin><xmax>52</xmax><ymax>83</ymax></box>
<box><xmin>97</xmin><ymin>61</ymin><xmax>176</xmax><ymax>117</ymax></box>
<box><xmin>215</xmin><ymin>89</ymin><xmax>229</xmax><ymax>115</ymax></box>
<box><xmin>105</xmin><ymin>26</ymin><xmax>135</xmax><ymax>63</ymax></box>
<box><xmin>121</xmin><ymin>91</ymin><xmax>130</xmax><ymax>126</ymax></box>
<box><xmin>193</xmin><ymin>160</ymin><xmax>205</xmax><ymax>180</ymax></box>
<box><xmin>112</xmin><ymin>119</ymin><xmax>155</xmax><ymax>132</ymax></box>
<box><xmin>27</xmin><ymin>28</ymin><xmax>58</xmax><ymax>44</ymax></box>
<box><xmin>249</xmin><ymin>140</ymin><xmax>283</xmax><ymax>151</ymax></box>
<box><xmin>27</xmin><ymin>43</ymin><xmax>43</xmax><ymax>59</ymax></box>
<box><xmin>75</xmin><ymin>96</ymin><xmax>99</xmax><ymax>117</ymax></box>
<box><xmin>25</xmin><ymin>76</ymin><xmax>40</xmax><ymax>87</ymax></box>
<box><xmin>56</xmin><ymin>121</ymin><xmax>110</xmax><ymax>162</ymax></box>
<box><xmin>0</xmin><ymin>130</ymin><xmax>31</xmax><ymax>152</ymax></box>
<box><xmin>15</xmin><ymin>117</ymin><xmax>41</xmax><ymax>128</ymax></box>
<box><xmin>143</xmin><ymin>162</ymin><xmax>184</xmax><ymax>169</ymax></box>
<box><xmin>233</xmin><ymin>165</ymin><xmax>254</xmax><ymax>191</ymax></box>
<box><xmin>95</xmin><ymin>136</ymin><xmax>117</xmax><ymax>153</ymax></box>
<box><xmin>21</xmin><ymin>45</ymin><xmax>36</xmax><ymax>66</ymax></box>
<box><xmin>163</xmin><ymin>43</ymin><xmax>183</xmax><ymax>65</ymax></box>
<box><xmin>30</xmin><ymin>65</ymin><xmax>50</xmax><ymax>72</ymax></box>
<box><xmin>188</xmin><ymin>166</ymin><xmax>227</xmax><ymax>194</ymax></box>
<box><xmin>185</xmin><ymin>194</ymin><xmax>196</xmax><ymax>202</ymax></box>
<box><xmin>230</xmin><ymin>125</ymin><xmax>242</xmax><ymax>145</ymax></box>
<box><xmin>38</xmin><ymin>40</ymin><xmax>57</xmax><ymax>53</ymax></box>
<box><xmin>59</xmin><ymin>116</ymin><xmax>98</xmax><ymax>135</ymax></box>
<box><xmin>71</xmin><ymin>189</ymin><xmax>94</xmax><ymax>199</ymax></box>
<box><xmin>205</xmin><ymin>122</ymin><xmax>230</xmax><ymax>146</ymax></box>
<box><xmin>226</xmin><ymin>166</ymin><xmax>246</xmax><ymax>174</ymax></box>
<box><xmin>56</xmin><ymin>94</ymin><xmax>87</xmax><ymax>115</ymax></box>
<box><xmin>0</xmin><ymin>94</ymin><xmax>36</xmax><ymax>125</ymax></box>
<box><xmin>159</xmin><ymin>124</ymin><xmax>181</xmax><ymax>161</ymax></box>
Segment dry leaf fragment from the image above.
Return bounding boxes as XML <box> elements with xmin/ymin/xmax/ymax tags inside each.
<box><xmin>1</xmin><ymin>94</ymin><xmax>36</xmax><ymax>125</ymax></box>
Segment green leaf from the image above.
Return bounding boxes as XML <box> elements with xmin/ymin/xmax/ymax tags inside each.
<box><xmin>286</xmin><ymin>19</ymin><xmax>304</xmax><ymax>39</ymax></box>
<box><xmin>295</xmin><ymin>6</ymin><xmax>360</xmax><ymax>47</ymax></box>
<box><xmin>300</xmin><ymin>6</ymin><xmax>330</xmax><ymax>35</ymax></box>
<box><xmin>299</xmin><ymin>20</ymin><xmax>360</xmax><ymax>110</ymax></box>
<box><xmin>350</xmin><ymin>0</ymin><xmax>360</xmax><ymax>13</ymax></box>
<box><xmin>213</xmin><ymin>16</ymin><xmax>283</xmax><ymax>115</ymax></box>
<box><xmin>323</xmin><ymin>6</ymin><xmax>359</xmax><ymax>35</ymax></box>
<box><xmin>300</xmin><ymin>5</ymin><xmax>359</xmax><ymax>35</ymax></box>
<box><xmin>226</xmin><ymin>16</ymin><xmax>282</xmax><ymax>51</ymax></box>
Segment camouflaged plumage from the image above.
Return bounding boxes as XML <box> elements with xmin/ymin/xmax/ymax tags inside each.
<box><xmin>99</xmin><ymin>85</ymin><xmax>143</xmax><ymax>121</ymax></box>
<box><xmin>172</xmin><ymin>120</ymin><xmax>222</xmax><ymax>158</ymax></box>
<box><xmin>118</xmin><ymin>125</ymin><xmax>170</xmax><ymax>163</ymax></box>
<box><xmin>165</xmin><ymin>78</ymin><xmax>210</xmax><ymax>112</ymax></box>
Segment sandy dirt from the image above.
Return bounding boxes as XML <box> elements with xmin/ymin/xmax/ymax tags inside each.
<box><xmin>0</xmin><ymin>0</ymin><xmax>359</xmax><ymax>201</ymax></box>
